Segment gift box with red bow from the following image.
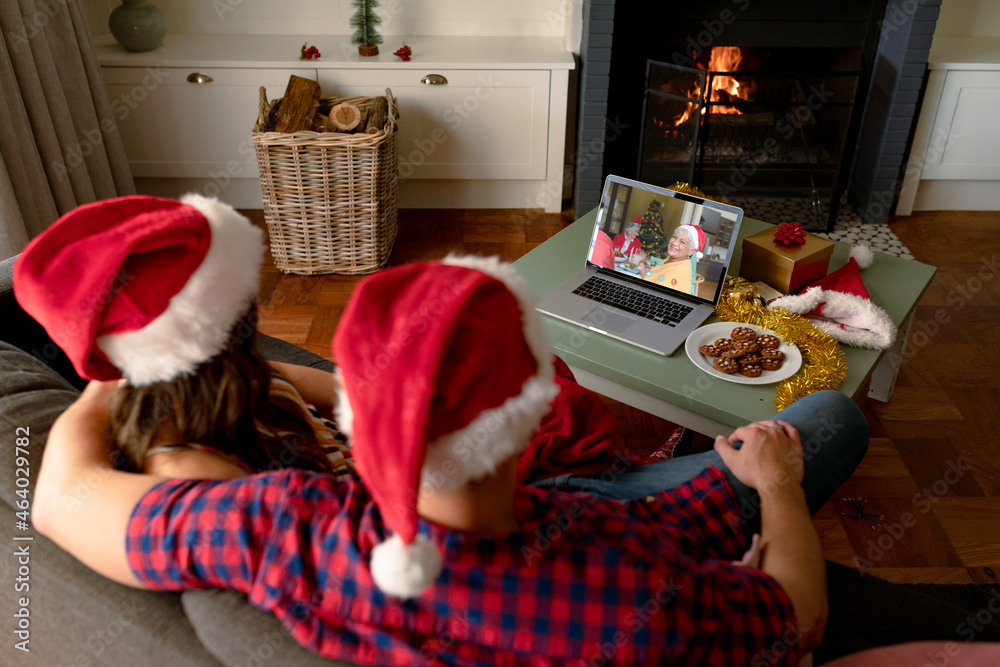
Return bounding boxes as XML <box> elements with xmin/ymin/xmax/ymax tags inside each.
<box><xmin>739</xmin><ymin>225</ymin><xmax>834</xmax><ymax>294</ymax></box>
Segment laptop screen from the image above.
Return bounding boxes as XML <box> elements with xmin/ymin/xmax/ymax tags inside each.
<box><xmin>586</xmin><ymin>175</ymin><xmax>743</xmax><ymax>307</ymax></box>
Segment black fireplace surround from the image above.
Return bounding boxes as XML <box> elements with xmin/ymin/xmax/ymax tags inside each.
<box><xmin>573</xmin><ymin>0</ymin><xmax>942</xmax><ymax>228</ymax></box>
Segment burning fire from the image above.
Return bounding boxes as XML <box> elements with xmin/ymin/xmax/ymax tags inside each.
<box><xmin>706</xmin><ymin>46</ymin><xmax>744</xmax><ymax>115</ymax></box>
<box><xmin>668</xmin><ymin>46</ymin><xmax>748</xmax><ymax>127</ymax></box>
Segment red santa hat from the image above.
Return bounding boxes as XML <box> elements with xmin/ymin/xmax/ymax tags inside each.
<box><xmin>677</xmin><ymin>224</ymin><xmax>706</xmax><ymax>259</ymax></box>
<box><xmin>332</xmin><ymin>255</ymin><xmax>559</xmax><ymax>599</ymax></box>
<box><xmin>13</xmin><ymin>194</ymin><xmax>264</xmax><ymax>385</ymax></box>
<box><xmin>768</xmin><ymin>244</ymin><xmax>897</xmax><ymax>349</ymax></box>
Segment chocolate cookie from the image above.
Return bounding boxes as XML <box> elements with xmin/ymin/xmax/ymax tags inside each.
<box><xmin>713</xmin><ymin>338</ymin><xmax>734</xmax><ymax>351</ymax></box>
<box><xmin>757</xmin><ymin>334</ymin><xmax>780</xmax><ymax>349</ymax></box>
<box><xmin>740</xmin><ymin>364</ymin><xmax>763</xmax><ymax>377</ymax></box>
<box><xmin>761</xmin><ymin>348</ymin><xmax>785</xmax><ymax>361</ymax></box>
<box><xmin>731</xmin><ymin>326</ymin><xmax>757</xmax><ymax>342</ymax></box>
<box><xmin>731</xmin><ymin>340</ymin><xmax>760</xmax><ymax>355</ymax></box>
<box><xmin>739</xmin><ymin>353</ymin><xmax>762</xmax><ymax>366</ymax></box>
<box><xmin>761</xmin><ymin>357</ymin><xmax>784</xmax><ymax>371</ymax></box>
<box><xmin>699</xmin><ymin>344</ymin><xmax>721</xmax><ymax>357</ymax></box>
<box><xmin>713</xmin><ymin>357</ymin><xmax>740</xmax><ymax>374</ymax></box>
<box><xmin>720</xmin><ymin>346</ymin><xmax>747</xmax><ymax>359</ymax></box>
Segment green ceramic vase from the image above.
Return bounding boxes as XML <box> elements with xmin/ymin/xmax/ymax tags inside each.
<box><xmin>109</xmin><ymin>0</ymin><xmax>167</xmax><ymax>53</ymax></box>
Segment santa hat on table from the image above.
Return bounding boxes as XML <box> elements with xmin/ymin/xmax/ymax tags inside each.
<box><xmin>14</xmin><ymin>194</ymin><xmax>263</xmax><ymax>385</ymax></box>
<box><xmin>332</xmin><ymin>255</ymin><xmax>559</xmax><ymax>599</ymax></box>
<box><xmin>677</xmin><ymin>224</ymin><xmax>706</xmax><ymax>259</ymax></box>
<box><xmin>768</xmin><ymin>244</ymin><xmax>897</xmax><ymax>350</ymax></box>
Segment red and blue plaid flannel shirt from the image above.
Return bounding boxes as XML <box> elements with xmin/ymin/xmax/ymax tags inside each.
<box><xmin>126</xmin><ymin>466</ymin><xmax>800</xmax><ymax>665</ymax></box>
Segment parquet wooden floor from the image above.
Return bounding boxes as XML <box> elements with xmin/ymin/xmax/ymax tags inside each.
<box><xmin>250</xmin><ymin>206</ymin><xmax>1000</xmax><ymax>586</ymax></box>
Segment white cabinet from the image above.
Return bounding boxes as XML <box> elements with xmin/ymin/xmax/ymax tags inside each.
<box><xmin>103</xmin><ymin>67</ymin><xmax>316</xmax><ymax>180</ymax></box>
<box><xmin>916</xmin><ymin>70</ymin><xmax>1000</xmax><ymax>181</ymax></box>
<box><xmin>897</xmin><ymin>37</ymin><xmax>1000</xmax><ymax>213</ymax></box>
<box><xmin>318</xmin><ymin>69</ymin><xmax>550</xmax><ymax>181</ymax></box>
<box><xmin>95</xmin><ymin>34</ymin><xmax>574</xmax><ymax>211</ymax></box>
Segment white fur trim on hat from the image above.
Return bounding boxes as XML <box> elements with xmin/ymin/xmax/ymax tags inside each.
<box><xmin>333</xmin><ymin>367</ymin><xmax>354</xmax><ymax>437</ymax></box>
<box><xmin>370</xmin><ymin>533</ymin><xmax>443</xmax><ymax>599</ymax></box>
<box><xmin>96</xmin><ymin>194</ymin><xmax>264</xmax><ymax>386</ymax></box>
<box><xmin>770</xmin><ymin>287</ymin><xmax>897</xmax><ymax>350</ymax></box>
<box><xmin>419</xmin><ymin>255</ymin><xmax>560</xmax><ymax>490</ymax></box>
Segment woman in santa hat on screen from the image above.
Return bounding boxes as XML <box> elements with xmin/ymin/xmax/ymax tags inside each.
<box><xmin>14</xmin><ymin>194</ymin><xmax>350</xmax><ymax>480</ymax></box>
<box><xmin>644</xmin><ymin>222</ymin><xmax>706</xmax><ymax>295</ymax></box>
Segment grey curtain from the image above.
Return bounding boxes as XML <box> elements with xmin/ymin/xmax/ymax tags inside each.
<box><xmin>0</xmin><ymin>0</ymin><xmax>134</xmax><ymax>260</ymax></box>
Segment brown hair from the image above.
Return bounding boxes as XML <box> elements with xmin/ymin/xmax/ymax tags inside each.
<box><xmin>110</xmin><ymin>307</ymin><xmax>334</xmax><ymax>475</ymax></box>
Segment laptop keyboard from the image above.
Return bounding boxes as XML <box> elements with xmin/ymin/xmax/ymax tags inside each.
<box><xmin>572</xmin><ymin>276</ymin><xmax>693</xmax><ymax>326</ymax></box>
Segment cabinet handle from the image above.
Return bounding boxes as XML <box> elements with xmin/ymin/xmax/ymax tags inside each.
<box><xmin>420</xmin><ymin>74</ymin><xmax>448</xmax><ymax>85</ymax></box>
<box><xmin>186</xmin><ymin>72</ymin><xmax>214</xmax><ymax>84</ymax></box>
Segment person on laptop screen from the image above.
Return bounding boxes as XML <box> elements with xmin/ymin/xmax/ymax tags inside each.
<box><xmin>612</xmin><ymin>222</ymin><xmax>642</xmax><ymax>261</ymax></box>
<box><xmin>645</xmin><ymin>222</ymin><xmax>706</xmax><ymax>295</ymax></box>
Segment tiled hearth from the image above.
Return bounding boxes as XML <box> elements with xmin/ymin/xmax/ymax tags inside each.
<box><xmin>731</xmin><ymin>196</ymin><xmax>914</xmax><ymax>259</ymax></box>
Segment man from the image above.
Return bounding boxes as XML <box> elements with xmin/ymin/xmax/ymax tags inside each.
<box><xmin>34</xmin><ymin>255</ymin><xmax>870</xmax><ymax>664</ymax></box>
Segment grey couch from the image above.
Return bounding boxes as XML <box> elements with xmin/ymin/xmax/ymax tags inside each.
<box><xmin>0</xmin><ymin>255</ymin><xmax>349</xmax><ymax>666</ymax></box>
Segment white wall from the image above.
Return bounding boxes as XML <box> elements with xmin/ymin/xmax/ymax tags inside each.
<box><xmin>935</xmin><ymin>0</ymin><xmax>1000</xmax><ymax>37</ymax></box>
<box><xmin>82</xmin><ymin>0</ymin><xmax>583</xmax><ymax>43</ymax></box>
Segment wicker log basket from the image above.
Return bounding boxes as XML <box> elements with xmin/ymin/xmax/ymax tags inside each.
<box><xmin>252</xmin><ymin>87</ymin><xmax>399</xmax><ymax>275</ymax></box>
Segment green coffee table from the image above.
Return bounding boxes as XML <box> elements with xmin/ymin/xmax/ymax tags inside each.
<box><xmin>513</xmin><ymin>209</ymin><xmax>937</xmax><ymax>435</ymax></box>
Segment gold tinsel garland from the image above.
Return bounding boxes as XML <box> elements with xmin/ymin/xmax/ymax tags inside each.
<box><xmin>712</xmin><ymin>299</ymin><xmax>848</xmax><ymax>410</ymax></box>
<box><xmin>667</xmin><ymin>181</ymin><xmax>733</xmax><ymax>206</ymax></box>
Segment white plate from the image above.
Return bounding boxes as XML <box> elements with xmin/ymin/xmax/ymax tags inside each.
<box><xmin>684</xmin><ymin>322</ymin><xmax>802</xmax><ymax>385</ymax></box>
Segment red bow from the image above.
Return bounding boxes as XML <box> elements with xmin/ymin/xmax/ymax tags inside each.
<box><xmin>773</xmin><ymin>223</ymin><xmax>807</xmax><ymax>247</ymax></box>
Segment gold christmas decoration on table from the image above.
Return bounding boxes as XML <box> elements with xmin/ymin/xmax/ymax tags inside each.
<box><xmin>713</xmin><ymin>298</ymin><xmax>847</xmax><ymax>410</ymax></box>
<box><xmin>721</xmin><ymin>276</ymin><xmax>762</xmax><ymax>305</ymax></box>
<box><xmin>667</xmin><ymin>182</ymin><xmax>733</xmax><ymax>206</ymax></box>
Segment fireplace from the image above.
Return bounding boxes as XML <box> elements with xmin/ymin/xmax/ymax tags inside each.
<box><xmin>637</xmin><ymin>45</ymin><xmax>865</xmax><ymax>228</ymax></box>
<box><xmin>573</xmin><ymin>0</ymin><xmax>939</xmax><ymax>230</ymax></box>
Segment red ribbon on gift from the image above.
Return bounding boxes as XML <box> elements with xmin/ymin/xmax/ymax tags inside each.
<box><xmin>773</xmin><ymin>222</ymin><xmax>807</xmax><ymax>247</ymax></box>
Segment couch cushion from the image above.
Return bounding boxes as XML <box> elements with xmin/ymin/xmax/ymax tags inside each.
<box><xmin>0</xmin><ymin>341</ymin><xmax>81</xmax><ymax>509</ymax></box>
<box><xmin>0</xmin><ymin>341</ymin><xmax>221</xmax><ymax>665</ymax></box>
<box><xmin>182</xmin><ymin>589</ymin><xmax>356</xmax><ymax>666</ymax></box>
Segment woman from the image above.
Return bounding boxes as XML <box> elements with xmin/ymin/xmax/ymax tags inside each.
<box><xmin>612</xmin><ymin>222</ymin><xmax>642</xmax><ymax>260</ymax></box>
<box><xmin>14</xmin><ymin>193</ymin><xmax>349</xmax><ymax>481</ymax></box>
<box><xmin>644</xmin><ymin>223</ymin><xmax>705</xmax><ymax>295</ymax></box>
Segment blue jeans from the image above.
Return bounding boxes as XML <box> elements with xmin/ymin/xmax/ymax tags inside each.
<box><xmin>531</xmin><ymin>390</ymin><xmax>869</xmax><ymax>535</ymax></box>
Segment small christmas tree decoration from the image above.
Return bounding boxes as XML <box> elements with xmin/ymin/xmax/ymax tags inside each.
<box><xmin>351</xmin><ymin>0</ymin><xmax>383</xmax><ymax>57</ymax></box>
<box><xmin>636</xmin><ymin>201</ymin><xmax>668</xmax><ymax>259</ymax></box>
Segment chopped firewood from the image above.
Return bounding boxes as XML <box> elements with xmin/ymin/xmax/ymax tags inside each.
<box><xmin>330</xmin><ymin>102</ymin><xmax>362</xmax><ymax>131</ymax></box>
<box><xmin>273</xmin><ymin>75</ymin><xmax>321</xmax><ymax>133</ymax></box>
<box><xmin>365</xmin><ymin>96</ymin><xmax>387</xmax><ymax>134</ymax></box>
<box><xmin>265</xmin><ymin>99</ymin><xmax>283</xmax><ymax>132</ymax></box>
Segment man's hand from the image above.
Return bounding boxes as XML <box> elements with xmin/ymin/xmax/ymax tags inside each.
<box><xmin>715</xmin><ymin>419</ymin><xmax>828</xmax><ymax>653</ymax></box>
<box><xmin>713</xmin><ymin>420</ymin><xmax>804</xmax><ymax>494</ymax></box>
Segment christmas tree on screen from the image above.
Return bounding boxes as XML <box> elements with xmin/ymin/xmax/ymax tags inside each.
<box><xmin>636</xmin><ymin>199</ymin><xmax>668</xmax><ymax>259</ymax></box>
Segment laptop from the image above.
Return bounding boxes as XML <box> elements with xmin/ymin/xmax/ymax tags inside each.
<box><xmin>536</xmin><ymin>175</ymin><xmax>743</xmax><ymax>356</ymax></box>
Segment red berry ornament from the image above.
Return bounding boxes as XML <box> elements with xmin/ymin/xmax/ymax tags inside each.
<box><xmin>300</xmin><ymin>43</ymin><xmax>321</xmax><ymax>60</ymax></box>
<box><xmin>393</xmin><ymin>42</ymin><xmax>412</xmax><ymax>62</ymax></box>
